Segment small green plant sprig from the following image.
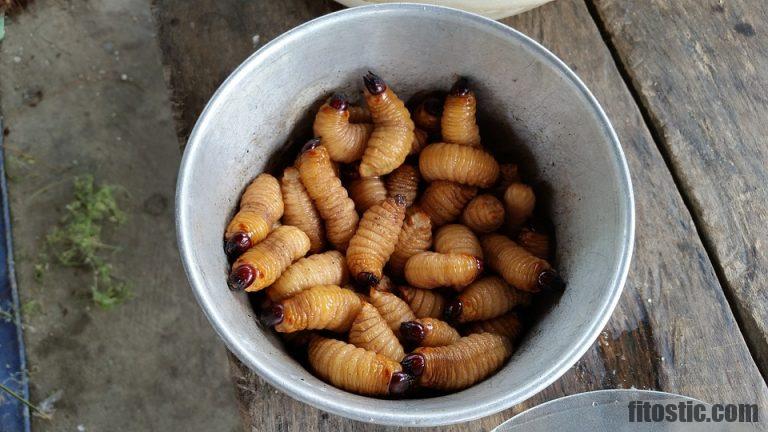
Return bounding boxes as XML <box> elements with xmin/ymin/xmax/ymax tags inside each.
<box><xmin>44</xmin><ymin>175</ymin><xmax>131</xmax><ymax>309</ymax></box>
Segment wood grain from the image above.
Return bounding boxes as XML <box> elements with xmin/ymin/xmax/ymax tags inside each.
<box><xmin>590</xmin><ymin>0</ymin><xmax>768</xmax><ymax>376</ymax></box>
<box><xmin>154</xmin><ymin>0</ymin><xmax>768</xmax><ymax>430</ymax></box>
<box><xmin>151</xmin><ymin>0</ymin><xmax>342</xmax><ymax>146</ymax></box>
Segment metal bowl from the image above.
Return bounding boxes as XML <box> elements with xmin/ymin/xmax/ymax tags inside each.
<box><xmin>176</xmin><ymin>4</ymin><xmax>634</xmax><ymax>427</ymax></box>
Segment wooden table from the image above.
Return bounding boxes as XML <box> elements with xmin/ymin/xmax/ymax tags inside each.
<box><xmin>152</xmin><ymin>0</ymin><xmax>768</xmax><ymax>429</ymax></box>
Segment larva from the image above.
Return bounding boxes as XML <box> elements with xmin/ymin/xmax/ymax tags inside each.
<box><xmin>404</xmin><ymin>252</ymin><xmax>482</xmax><ymax>290</ymax></box>
<box><xmin>263</xmin><ymin>285</ymin><xmax>363</xmax><ymax>333</ymax></box>
<box><xmin>481</xmin><ymin>234</ymin><xmax>563</xmax><ymax>292</ymax></box>
<box><xmin>369</xmin><ymin>286</ymin><xmax>417</xmax><ymax>332</ymax></box>
<box><xmin>346</xmin><ymin>196</ymin><xmax>407</xmax><ymax>285</ymax></box>
<box><xmin>346</xmin><ymin>171</ymin><xmax>388</xmax><ymax>213</ymax></box>
<box><xmin>388</xmin><ymin>210</ymin><xmax>432</xmax><ymax>277</ymax></box>
<box><xmin>349</xmin><ymin>302</ymin><xmax>406</xmax><ymax>361</ymax></box>
<box><xmin>312</xmin><ymin>94</ymin><xmax>373</xmax><ymax>163</ymax></box>
<box><xmin>415</xmin><ymin>180</ymin><xmax>477</xmax><ymax>227</ymax></box>
<box><xmin>460</xmin><ymin>194</ymin><xmax>505</xmax><ymax>234</ymax></box>
<box><xmin>441</xmin><ymin>77</ymin><xmax>481</xmax><ymax>148</ymax></box>
<box><xmin>419</xmin><ymin>143</ymin><xmax>499</xmax><ymax>188</ymax></box>
<box><xmin>401</xmin><ymin>333</ymin><xmax>512</xmax><ymax>391</ymax></box>
<box><xmin>267</xmin><ymin>250</ymin><xmax>349</xmax><ymax>302</ymax></box>
<box><xmin>224</xmin><ymin>173</ymin><xmax>284</xmax><ymax>259</ymax></box>
<box><xmin>410</xmin><ymin>128</ymin><xmax>429</xmax><ymax>155</ymax></box>
<box><xmin>228</xmin><ymin>225</ymin><xmax>310</xmax><ymax>292</ymax></box>
<box><xmin>517</xmin><ymin>226</ymin><xmax>551</xmax><ymax>260</ymax></box>
<box><xmin>386</xmin><ymin>164</ymin><xmax>421</xmax><ymax>208</ymax></box>
<box><xmin>400</xmin><ymin>318</ymin><xmax>460</xmax><ymax>347</ymax></box>
<box><xmin>359</xmin><ymin>72</ymin><xmax>414</xmax><ymax>177</ymax></box>
<box><xmin>503</xmin><ymin>183</ymin><xmax>536</xmax><ymax>230</ymax></box>
<box><xmin>296</xmin><ymin>140</ymin><xmax>359</xmax><ymax>251</ymax></box>
<box><xmin>412</xmin><ymin>96</ymin><xmax>442</xmax><ymax>135</ymax></box>
<box><xmin>434</xmin><ymin>224</ymin><xmax>483</xmax><ymax>259</ymax></box>
<box><xmin>397</xmin><ymin>285</ymin><xmax>447</xmax><ymax>319</ymax></box>
<box><xmin>444</xmin><ymin>276</ymin><xmax>531</xmax><ymax>323</ymax></box>
<box><xmin>348</xmin><ymin>105</ymin><xmax>372</xmax><ymax>123</ymax></box>
<box><xmin>280</xmin><ymin>167</ymin><xmax>325</xmax><ymax>253</ymax></box>
<box><xmin>464</xmin><ymin>312</ymin><xmax>524</xmax><ymax>342</ymax></box>
<box><xmin>308</xmin><ymin>336</ymin><xmax>412</xmax><ymax>396</ymax></box>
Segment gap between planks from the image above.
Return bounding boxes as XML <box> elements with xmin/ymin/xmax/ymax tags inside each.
<box><xmin>582</xmin><ymin>0</ymin><xmax>767</xmax><ymax>382</ymax></box>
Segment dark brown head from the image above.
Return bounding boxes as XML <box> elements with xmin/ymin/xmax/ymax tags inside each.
<box><xmin>227</xmin><ymin>264</ymin><xmax>256</xmax><ymax>291</ymax></box>
<box><xmin>388</xmin><ymin>372</ymin><xmax>415</xmax><ymax>396</ymax></box>
<box><xmin>444</xmin><ymin>298</ymin><xmax>463</xmax><ymax>322</ymax></box>
<box><xmin>357</xmin><ymin>272</ymin><xmax>380</xmax><ymax>288</ymax></box>
<box><xmin>450</xmin><ymin>77</ymin><xmax>470</xmax><ymax>97</ymax></box>
<box><xmin>328</xmin><ymin>93</ymin><xmax>348</xmax><ymax>111</ymax></box>
<box><xmin>400</xmin><ymin>321</ymin><xmax>426</xmax><ymax>345</ymax></box>
<box><xmin>300</xmin><ymin>137</ymin><xmax>322</xmax><ymax>154</ymax></box>
<box><xmin>363</xmin><ymin>71</ymin><xmax>387</xmax><ymax>95</ymax></box>
<box><xmin>224</xmin><ymin>232</ymin><xmax>252</xmax><ymax>260</ymax></box>
<box><xmin>260</xmin><ymin>303</ymin><xmax>285</xmax><ymax>327</ymax></box>
<box><xmin>401</xmin><ymin>353</ymin><xmax>425</xmax><ymax>377</ymax></box>
<box><xmin>538</xmin><ymin>269</ymin><xmax>565</xmax><ymax>293</ymax></box>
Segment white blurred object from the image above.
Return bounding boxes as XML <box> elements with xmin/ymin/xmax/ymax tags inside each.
<box><xmin>334</xmin><ymin>0</ymin><xmax>555</xmax><ymax>19</ymax></box>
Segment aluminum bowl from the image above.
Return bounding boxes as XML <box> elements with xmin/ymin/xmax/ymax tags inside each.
<box><xmin>176</xmin><ymin>3</ymin><xmax>634</xmax><ymax>427</ymax></box>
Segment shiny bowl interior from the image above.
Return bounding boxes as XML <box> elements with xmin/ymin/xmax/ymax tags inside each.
<box><xmin>176</xmin><ymin>4</ymin><xmax>634</xmax><ymax>427</ymax></box>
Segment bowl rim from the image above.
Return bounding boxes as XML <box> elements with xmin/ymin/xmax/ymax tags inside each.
<box><xmin>176</xmin><ymin>2</ymin><xmax>635</xmax><ymax>427</ymax></box>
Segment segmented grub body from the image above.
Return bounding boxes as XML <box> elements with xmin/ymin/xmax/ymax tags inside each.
<box><xmin>280</xmin><ymin>167</ymin><xmax>325</xmax><ymax>253</ymax></box>
<box><xmin>415</xmin><ymin>180</ymin><xmax>477</xmax><ymax>227</ymax></box>
<box><xmin>404</xmin><ymin>252</ymin><xmax>482</xmax><ymax>290</ymax></box>
<box><xmin>388</xmin><ymin>210</ymin><xmax>432</xmax><ymax>277</ymax></box>
<box><xmin>481</xmin><ymin>234</ymin><xmax>559</xmax><ymax>292</ymax></box>
<box><xmin>224</xmin><ymin>173</ymin><xmax>284</xmax><ymax>257</ymax></box>
<box><xmin>503</xmin><ymin>183</ymin><xmax>536</xmax><ymax>230</ymax></box>
<box><xmin>274</xmin><ymin>285</ymin><xmax>363</xmax><ymax>333</ymax></box>
<box><xmin>348</xmin><ymin>175</ymin><xmax>388</xmax><ymax>214</ymax></box>
<box><xmin>386</xmin><ymin>164</ymin><xmax>420</xmax><ymax>208</ymax></box>
<box><xmin>398</xmin><ymin>285</ymin><xmax>447</xmax><ymax>319</ymax></box>
<box><xmin>434</xmin><ymin>224</ymin><xmax>483</xmax><ymax>259</ymax></box>
<box><xmin>267</xmin><ymin>250</ymin><xmax>349</xmax><ymax>301</ymax></box>
<box><xmin>448</xmin><ymin>276</ymin><xmax>531</xmax><ymax>323</ymax></box>
<box><xmin>308</xmin><ymin>336</ymin><xmax>404</xmax><ymax>396</ymax></box>
<box><xmin>296</xmin><ymin>143</ymin><xmax>359</xmax><ymax>251</ymax></box>
<box><xmin>461</xmin><ymin>194</ymin><xmax>505</xmax><ymax>234</ymax></box>
<box><xmin>401</xmin><ymin>317</ymin><xmax>460</xmax><ymax>347</ymax></box>
<box><xmin>441</xmin><ymin>79</ymin><xmax>481</xmax><ymax>148</ymax></box>
<box><xmin>229</xmin><ymin>226</ymin><xmax>310</xmax><ymax>292</ymax></box>
<box><xmin>419</xmin><ymin>143</ymin><xmax>499</xmax><ymax>188</ymax></box>
<box><xmin>408</xmin><ymin>333</ymin><xmax>512</xmax><ymax>391</ymax></box>
<box><xmin>369</xmin><ymin>287</ymin><xmax>417</xmax><ymax>332</ymax></box>
<box><xmin>313</xmin><ymin>95</ymin><xmax>373</xmax><ymax>163</ymax></box>
<box><xmin>360</xmin><ymin>73</ymin><xmax>414</xmax><ymax>177</ymax></box>
<box><xmin>349</xmin><ymin>303</ymin><xmax>405</xmax><ymax>361</ymax></box>
<box><xmin>464</xmin><ymin>312</ymin><xmax>524</xmax><ymax>341</ymax></box>
<box><xmin>346</xmin><ymin>197</ymin><xmax>406</xmax><ymax>284</ymax></box>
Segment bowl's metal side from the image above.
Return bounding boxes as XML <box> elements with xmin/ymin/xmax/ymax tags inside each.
<box><xmin>494</xmin><ymin>390</ymin><xmax>714</xmax><ymax>432</ymax></box>
<box><xmin>176</xmin><ymin>3</ymin><xmax>634</xmax><ymax>427</ymax></box>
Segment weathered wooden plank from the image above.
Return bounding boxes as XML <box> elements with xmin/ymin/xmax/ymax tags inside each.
<box><xmin>152</xmin><ymin>0</ymin><xmax>343</xmax><ymax>145</ymax></box>
<box><xmin>591</xmin><ymin>0</ymin><xmax>768</xmax><ymax>376</ymax></box>
<box><xmin>153</xmin><ymin>0</ymin><xmax>768</xmax><ymax>430</ymax></box>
